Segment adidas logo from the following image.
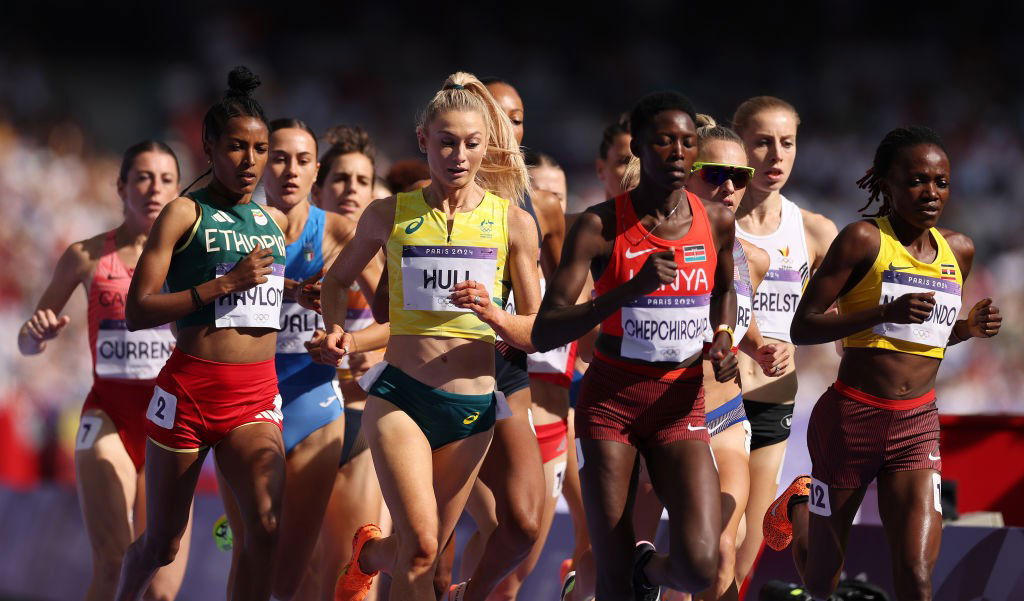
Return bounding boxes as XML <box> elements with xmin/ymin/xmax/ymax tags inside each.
<box><xmin>211</xmin><ymin>211</ymin><xmax>235</xmax><ymax>224</ymax></box>
<box><xmin>255</xmin><ymin>408</ymin><xmax>283</xmax><ymax>424</ymax></box>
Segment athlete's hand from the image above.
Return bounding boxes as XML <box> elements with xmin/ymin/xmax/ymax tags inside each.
<box><xmin>321</xmin><ymin>325</ymin><xmax>356</xmax><ymax>366</ymax></box>
<box><xmin>222</xmin><ymin>243</ymin><xmax>274</xmax><ymax>293</ymax></box>
<box><xmin>450</xmin><ymin>280</ymin><xmax>500</xmax><ymax>323</ymax></box>
<box><xmin>24</xmin><ymin>309</ymin><xmax>71</xmax><ymax>349</ymax></box>
<box><xmin>756</xmin><ymin>343</ymin><xmax>791</xmax><ymax>377</ymax></box>
<box><xmin>709</xmin><ymin>333</ymin><xmax>739</xmax><ymax>383</ymax></box>
<box><xmin>964</xmin><ymin>298</ymin><xmax>1001</xmax><ymax>339</ymax></box>
<box><xmin>882</xmin><ymin>292</ymin><xmax>935</xmax><ymax>324</ymax></box>
<box><xmin>296</xmin><ymin>270</ymin><xmax>324</xmax><ymax>313</ymax></box>
<box><xmin>305</xmin><ymin>329</ymin><xmax>327</xmax><ymax>364</ymax></box>
<box><xmin>632</xmin><ymin>251</ymin><xmax>677</xmax><ymax>296</ymax></box>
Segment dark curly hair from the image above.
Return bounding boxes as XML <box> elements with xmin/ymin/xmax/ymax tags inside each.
<box><xmin>315</xmin><ymin>125</ymin><xmax>376</xmax><ymax>188</ymax></box>
<box><xmin>855</xmin><ymin>126</ymin><xmax>948</xmax><ymax>217</ymax></box>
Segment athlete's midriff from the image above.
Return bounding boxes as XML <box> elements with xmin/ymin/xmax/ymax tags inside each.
<box><xmin>836</xmin><ymin>347</ymin><xmax>941</xmax><ymax>401</ymax></box>
<box><xmin>174</xmin><ymin>324</ymin><xmax>279</xmax><ymax>364</ymax></box>
<box><xmin>382</xmin><ymin>334</ymin><xmax>497</xmax><ymax>395</ymax></box>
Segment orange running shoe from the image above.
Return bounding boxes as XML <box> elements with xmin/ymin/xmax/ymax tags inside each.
<box><xmin>559</xmin><ymin>558</ymin><xmax>574</xmax><ymax>588</ymax></box>
<box><xmin>335</xmin><ymin>523</ymin><xmax>382</xmax><ymax>601</ymax></box>
<box><xmin>763</xmin><ymin>475</ymin><xmax>811</xmax><ymax>551</ymax></box>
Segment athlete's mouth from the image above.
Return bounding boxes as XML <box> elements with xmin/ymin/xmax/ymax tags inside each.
<box><xmin>448</xmin><ymin>167</ymin><xmax>468</xmax><ymax>176</ymax></box>
<box><xmin>239</xmin><ymin>172</ymin><xmax>257</xmax><ymax>184</ymax></box>
<box><xmin>282</xmin><ymin>182</ymin><xmax>300</xmax><ymax>193</ymax></box>
<box><xmin>765</xmin><ymin>168</ymin><xmax>784</xmax><ymax>181</ymax></box>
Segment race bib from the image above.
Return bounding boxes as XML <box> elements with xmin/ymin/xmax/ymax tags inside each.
<box><xmin>277</xmin><ymin>301</ymin><xmax>323</xmax><ymax>354</ymax></box>
<box><xmin>527</xmin><ymin>343</ymin><xmax>573</xmax><ymax>375</ymax></box>
<box><xmin>95</xmin><ymin>320</ymin><xmax>175</xmax><ymax>380</ymax></box>
<box><xmin>704</xmin><ymin>279</ymin><xmax>753</xmax><ymax>345</ymax></box>
<box><xmin>214</xmin><ymin>262</ymin><xmax>285</xmax><ymax>328</ymax></box>
<box><xmin>400</xmin><ymin>245</ymin><xmax>497</xmax><ymax>313</ymax></box>
<box><xmin>808</xmin><ymin>477</ymin><xmax>832</xmax><ymax>517</ymax></box>
<box><xmin>751</xmin><ymin>269</ymin><xmax>803</xmax><ymax>336</ymax></box>
<box><xmin>873</xmin><ymin>271</ymin><xmax>961</xmax><ymax>348</ymax></box>
<box><xmin>621</xmin><ymin>294</ymin><xmax>710</xmax><ymax>362</ymax></box>
<box><xmin>551</xmin><ymin>461</ymin><xmax>568</xmax><ymax>498</ymax></box>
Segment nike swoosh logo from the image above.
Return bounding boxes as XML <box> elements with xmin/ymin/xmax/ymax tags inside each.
<box><xmin>686</xmin><ymin>424</ymin><xmax>707</xmax><ymax>432</ymax></box>
<box><xmin>928</xmin><ymin>452</ymin><xmax>941</xmax><ymax>461</ymax></box>
<box><xmin>107</xmin><ymin>274</ymin><xmax>129</xmax><ymax>279</ymax></box>
<box><xmin>708</xmin><ymin>421</ymin><xmax>726</xmax><ymax>435</ymax></box>
<box><xmin>888</xmin><ymin>262</ymin><xmax>913</xmax><ymax>271</ymax></box>
<box><xmin>624</xmin><ymin>248</ymin><xmax>657</xmax><ymax>259</ymax></box>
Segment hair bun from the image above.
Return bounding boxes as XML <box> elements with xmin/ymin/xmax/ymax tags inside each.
<box><xmin>695</xmin><ymin>113</ymin><xmax>717</xmax><ymax>128</ymax></box>
<box><xmin>227</xmin><ymin>66</ymin><xmax>261</xmax><ymax>98</ymax></box>
<box><xmin>323</xmin><ymin>124</ymin><xmax>370</xmax><ymax>148</ymax></box>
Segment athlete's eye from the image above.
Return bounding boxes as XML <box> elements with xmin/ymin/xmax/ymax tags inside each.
<box><xmin>782</xmin><ymin>140</ymin><xmax>795</xmax><ymax>149</ymax></box>
<box><xmin>936</xmin><ymin>179</ymin><xmax>949</xmax><ymax>189</ymax></box>
<box><xmin>256</xmin><ymin>145</ymin><xmax>269</xmax><ymax>154</ymax></box>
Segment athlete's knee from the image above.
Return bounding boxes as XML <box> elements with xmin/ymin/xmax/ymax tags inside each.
<box><xmin>667</xmin><ymin>541</ymin><xmax>718</xmax><ymax>592</ymax></box>
<box><xmin>141</xmin><ymin>533</ymin><xmax>181</xmax><ymax>568</ymax></box>
<box><xmin>399</xmin><ymin>530</ymin><xmax>439</xmax><ymax>575</ymax></box>
<box><xmin>500</xmin><ymin>500</ymin><xmax>543</xmax><ymax>551</ymax></box>
<box><xmin>244</xmin><ymin>507</ymin><xmax>281</xmax><ymax>551</ymax></box>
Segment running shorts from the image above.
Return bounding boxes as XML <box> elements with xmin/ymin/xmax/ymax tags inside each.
<box><xmin>744</xmin><ymin>399</ymin><xmax>793</xmax><ymax>450</ymax></box>
<box><xmin>494</xmin><ymin>343</ymin><xmax>530</xmax><ymax>397</ymax></box>
<box><xmin>575</xmin><ymin>351</ymin><xmax>708</xmax><ymax>447</ymax></box>
<box><xmin>808</xmin><ymin>380</ymin><xmax>940</xmax><ymax>489</ymax></box>
<box><xmin>146</xmin><ymin>349</ymin><xmax>282</xmax><ymax>451</ymax></box>
<box><xmin>361</xmin><ymin>362</ymin><xmax>499</xmax><ymax>450</ymax></box>
<box><xmin>536</xmin><ymin>419</ymin><xmax>569</xmax><ymax>463</ymax></box>
<box><xmin>340</xmin><ymin>406</ymin><xmax>369</xmax><ymax>466</ymax></box>
<box><xmin>80</xmin><ymin>379</ymin><xmax>154</xmax><ymax>471</ymax></box>
<box><xmin>706</xmin><ymin>394</ymin><xmax>747</xmax><ymax>438</ymax></box>
<box><xmin>280</xmin><ymin>379</ymin><xmax>343</xmax><ymax>455</ymax></box>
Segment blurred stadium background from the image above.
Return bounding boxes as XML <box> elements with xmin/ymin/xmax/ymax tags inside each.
<box><xmin>1</xmin><ymin>4</ymin><xmax>1022</xmax><ymax>600</ymax></box>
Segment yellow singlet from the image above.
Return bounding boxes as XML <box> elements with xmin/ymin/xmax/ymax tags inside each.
<box><xmin>840</xmin><ymin>216</ymin><xmax>963</xmax><ymax>359</ymax></box>
<box><xmin>387</xmin><ymin>188</ymin><xmax>511</xmax><ymax>344</ymax></box>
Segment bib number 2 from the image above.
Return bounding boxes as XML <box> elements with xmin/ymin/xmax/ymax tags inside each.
<box><xmin>808</xmin><ymin>477</ymin><xmax>832</xmax><ymax>517</ymax></box>
<box><xmin>146</xmin><ymin>386</ymin><xmax>178</xmax><ymax>430</ymax></box>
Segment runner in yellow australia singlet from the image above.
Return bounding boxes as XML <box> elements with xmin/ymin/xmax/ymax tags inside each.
<box><xmin>320</xmin><ymin>72</ymin><xmax>540</xmax><ymax>601</ymax></box>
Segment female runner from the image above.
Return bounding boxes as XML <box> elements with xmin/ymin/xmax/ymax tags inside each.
<box><xmin>784</xmin><ymin>127</ymin><xmax>1000</xmax><ymax>601</ymax></box>
<box><xmin>729</xmin><ymin>96</ymin><xmax>838</xmax><ymax>583</ymax></box>
<box><xmin>114</xmin><ymin>67</ymin><xmax>290</xmax><ymax>601</ymax></box>
<box><xmin>18</xmin><ymin>141</ymin><xmax>191</xmax><ymax>601</ymax></box>
<box><xmin>533</xmin><ymin>91</ymin><xmax>738</xmax><ymax>600</ymax></box>
<box><xmin>321</xmin><ymin>72</ymin><xmax>540</xmax><ymax>601</ymax></box>
<box><xmin>683</xmin><ymin>115</ymin><xmax>790</xmax><ymax>601</ymax></box>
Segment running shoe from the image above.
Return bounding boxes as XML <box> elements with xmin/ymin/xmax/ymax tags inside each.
<box><xmin>632</xmin><ymin>540</ymin><xmax>660</xmax><ymax>601</ymax></box>
<box><xmin>763</xmin><ymin>475</ymin><xmax>811</xmax><ymax>551</ymax></box>
<box><xmin>559</xmin><ymin>558</ymin><xmax>574</xmax><ymax>588</ymax></box>
<box><xmin>560</xmin><ymin>570</ymin><xmax>576</xmax><ymax>601</ymax></box>
<box><xmin>448</xmin><ymin>581</ymin><xmax>468</xmax><ymax>601</ymax></box>
<box><xmin>759</xmin><ymin>580</ymin><xmax>812</xmax><ymax>600</ymax></box>
<box><xmin>212</xmin><ymin>514</ymin><xmax>232</xmax><ymax>552</ymax></box>
<box><xmin>334</xmin><ymin>523</ymin><xmax>382</xmax><ymax>601</ymax></box>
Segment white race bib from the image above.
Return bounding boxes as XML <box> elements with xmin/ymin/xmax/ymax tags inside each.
<box><xmin>621</xmin><ymin>294</ymin><xmax>710</xmax><ymax>362</ymax></box>
<box><xmin>95</xmin><ymin>320</ymin><xmax>175</xmax><ymax>380</ymax></box>
<box><xmin>750</xmin><ymin>269</ymin><xmax>803</xmax><ymax>338</ymax></box>
<box><xmin>704</xmin><ymin>279</ymin><xmax>752</xmax><ymax>345</ymax></box>
<box><xmin>277</xmin><ymin>301</ymin><xmax>323</xmax><ymax>354</ymax></box>
<box><xmin>527</xmin><ymin>343</ymin><xmax>573</xmax><ymax>375</ymax></box>
<box><xmin>873</xmin><ymin>270</ymin><xmax>961</xmax><ymax>348</ymax></box>
<box><xmin>400</xmin><ymin>245</ymin><xmax>497</xmax><ymax>313</ymax></box>
<box><xmin>214</xmin><ymin>262</ymin><xmax>285</xmax><ymax>328</ymax></box>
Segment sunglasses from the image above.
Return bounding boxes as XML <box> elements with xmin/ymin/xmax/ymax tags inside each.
<box><xmin>690</xmin><ymin>162</ymin><xmax>755</xmax><ymax>189</ymax></box>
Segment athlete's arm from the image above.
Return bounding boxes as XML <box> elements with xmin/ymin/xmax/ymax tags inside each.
<box><xmin>532</xmin><ymin>189</ymin><xmax>566</xmax><ymax>281</ymax></box>
<box><xmin>736</xmin><ymin>242</ymin><xmax>789</xmax><ymax>374</ymax></box>
<box><xmin>450</xmin><ymin>204</ymin><xmax>541</xmax><ymax>352</ymax></box>
<box><xmin>349</xmin><ymin>321</ymin><xmax>390</xmax><ymax>352</ymax></box>
<box><xmin>942</xmin><ymin>230</ymin><xmax>1001</xmax><ymax>343</ymax></box>
<box><xmin>706</xmin><ymin>203</ymin><xmax>738</xmax><ymax>381</ymax></box>
<box><xmin>17</xmin><ymin>239</ymin><xmax>93</xmax><ymax>355</ymax></box>
<box><xmin>321</xmin><ymin>197</ymin><xmax>393</xmax><ymax>365</ymax></box>
<box><xmin>803</xmin><ymin>209</ymin><xmax>839</xmax><ymax>273</ymax></box>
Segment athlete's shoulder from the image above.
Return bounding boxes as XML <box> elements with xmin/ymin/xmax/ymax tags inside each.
<box><xmin>530</xmin><ymin>188</ymin><xmax>562</xmax><ymax>216</ymax></box>
<box><xmin>61</xmin><ymin>232</ymin><xmax>106</xmax><ymax>274</ymax></box>
<box><xmin>739</xmin><ymin>239</ymin><xmax>770</xmax><ymax>279</ymax></box>
<box><xmin>261</xmin><ymin>204</ymin><xmax>288</xmax><ymax>228</ymax></box>
<box><xmin>800</xmin><ymin>207</ymin><xmax>839</xmax><ymax>241</ymax></box>
<box><xmin>507</xmin><ymin>202</ymin><xmax>538</xmax><ymax>237</ymax></box>
<box><xmin>704</xmin><ymin>201</ymin><xmax>735</xmax><ymax>228</ymax></box>
<box><xmin>937</xmin><ymin>227</ymin><xmax>974</xmax><ymax>266</ymax></box>
<box><xmin>833</xmin><ymin>219</ymin><xmax>881</xmax><ymax>257</ymax></box>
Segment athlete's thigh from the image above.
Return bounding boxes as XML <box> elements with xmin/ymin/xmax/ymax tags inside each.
<box><xmin>214</xmin><ymin>422</ymin><xmax>287</xmax><ymax>524</ymax></box>
<box><xmin>280</xmin><ymin>416</ymin><xmax>344</xmax><ymax>543</ymax></box>
<box><xmin>876</xmin><ymin>469</ymin><xmax>942</xmax><ymax>571</ymax></box>
<box><xmin>75</xmin><ymin>410</ymin><xmax>138</xmax><ymax>550</ymax></box>
<box><xmin>142</xmin><ymin>440</ymin><xmax>208</xmax><ymax>543</ymax></box>
<box><xmin>362</xmin><ymin>395</ymin><xmax>439</xmax><ymax>534</ymax></box>
<box><xmin>643</xmin><ymin>439</ymin><xmax>720</xmax><ymax>545</ymax></box>
<box><xmin>711</xmin><ymin>424</ymin><xmax>751</xmax><ymax>532</ymax></box>
<box><xmin>433</xmin><ymin>429</ymin><xmax>494</xmax><ymax>546</ymax></box>
<box><xmin>478</xmin><ymin>387</ymin><xmax>545</xmax><ymax>504</ymax></box>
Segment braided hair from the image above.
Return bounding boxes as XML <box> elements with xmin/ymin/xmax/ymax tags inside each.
<box><xmin>181</xmin><ymin>66</ymin><xmax>268</xmax><ymax>196</ymax></box>
<box><xmin>856</xmin><ymin>126</ymin><xmax>947</xmax><ymax>217</ymax></box>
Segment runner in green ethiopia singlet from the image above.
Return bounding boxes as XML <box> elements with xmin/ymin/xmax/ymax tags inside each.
<box><xmin>166</xmin><ymin>188</ymin><xmax>287</xmax><ymax>330</ymax></box>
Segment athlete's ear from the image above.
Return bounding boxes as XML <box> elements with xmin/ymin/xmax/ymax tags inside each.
<box><xmin>416</xmin><ymin>125</ymin><xmax>427</xmax><ymax>154</ymax></box>
<box><xmin>595</xmin><ymin>157</ymin><xmax>605</xmax><ymax>180</ymax></box>
<box><xmin>202</xmin><ymin>139</ymin><xmax>213</xmax><ymax>165</ymax></box>
<box><xmin>116</xmin><ymin>176</ymin><xmax>126</xmax><ymax>204</ymax></box>
<box><xmin>311</xmin><ymin>183</ymin><xmax>322</xmax><ymax>207</ymax></box>
<box><xmin>628</xmin><ymin>134</ymin><xmax>643</xmax><ymax>160</ymax></box>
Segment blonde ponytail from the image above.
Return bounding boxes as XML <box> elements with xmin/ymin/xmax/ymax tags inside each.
<box><xmin>621</xmin><ymin>155</ymin><xmax>640</xmax><ymax>192</ymax></box>
<box><xmin>420</xmin><ymin>72</ymin><xmax>529</xmax><ymax>205</ymax></box>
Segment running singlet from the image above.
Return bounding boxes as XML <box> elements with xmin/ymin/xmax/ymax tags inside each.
<box><xmin>595</xmin><ymin>191</ymin><xmax>717</xmax><ymax>363</ymax></box>
<box><xmin>704</xmin><ymin>240</ymin><xmax>753</xmax><ymax>348</ymax></box>
<box><xmin>735</xmin><ymin>195</ymin><xmax>809</xmax><ymax>343</ymax></box>
<box><xmin>88</xmin><ymin>230</ymin><xmax>175</xmax><ymax>380</ymax></box>
<box><xmin>166</xmin><ymin>188</ymin><xmax>287</xmax><ymax>330</ymax></box>
<box><xmin>840</xmin><ymin>216</ymin><xmax>963</xmax><ymax>359</ymax></box>
<box><xmin>387</xmin><ymin>188</ymin><xmax>511</xmax><ymax>343</ymax></box>
<box><xmin>276</xmin><ymin>205</ymin><xmax>335</xmax><ymax>385</ymax></box>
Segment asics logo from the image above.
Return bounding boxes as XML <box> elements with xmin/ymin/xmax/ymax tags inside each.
<box><xmin>686</xmin><ymin>423</ymin><xmax>707</xmax><ymax>432</ymax></box>
<box><xmin>463</xmin><ymin>412</ymin><xmax>481</xmax><ymax>425</ymax></box>
<box><xmin>888</xmin><ymin>262</ymin><xmax>913</xmax><ymax>271</ymax></box>
<box><xmin>405</xmin><ymin>216</ymin><xmax>425</xmax><ymax>234</ymax></box>
<box><xmin>624</xmin><ymin>247</ymin><xmax>657</xmax><ymax>259</ymax></box>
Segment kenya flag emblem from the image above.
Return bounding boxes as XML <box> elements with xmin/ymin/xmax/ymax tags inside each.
<box><xmin>683</xmin><ymin>244</ymin><xmax>706</xmax><ymax>263</ymax></box>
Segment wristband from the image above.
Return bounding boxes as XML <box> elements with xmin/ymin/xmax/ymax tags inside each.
<box><xmin>714</xmin><ymin>324</ymin><xmax>734</xmax><ymax>348</ymax></box>
<box><xmin>190</xmin><ymin>286</ymin><xmax>204</xmax><ymax>310</ymax></box>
